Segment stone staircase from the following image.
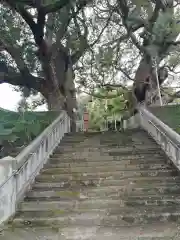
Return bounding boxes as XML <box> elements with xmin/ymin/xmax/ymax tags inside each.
<box><xmin>2</xmin><ymin>129</ymin><xmax>180</xmax><ymax>239</ymax></box>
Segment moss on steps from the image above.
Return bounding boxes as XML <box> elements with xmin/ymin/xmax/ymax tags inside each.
<box><xmin>3</xmin><ymin>130</ymin><xmax>180</xmax><ymax>239</ymax></box>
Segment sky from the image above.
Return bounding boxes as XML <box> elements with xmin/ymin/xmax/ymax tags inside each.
<box><xmin>0</xmin><ymin>84</ymin><xmax>21</xmax><ymax>111</ymax></box>
<box><xmin>0</xmin><ymin>83</ymin><xmax>47</xmax><ymax>111</ymax></box>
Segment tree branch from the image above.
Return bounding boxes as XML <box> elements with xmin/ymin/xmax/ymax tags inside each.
<box><xmin>4</xmin><ymin>0</ymin><xmax>36</xmax><ymax>7</ymax></box>
<box><xmin>102</xmin><ymin>83</ymin><xmax>128</xmax><ymax>91</ymax></box>
<box><xmin>117</xmin><ymin>0</ymin><xmax>146</xmax><ymax>54</ymax></box>
<box><xmin>5</xmin><ymin>0</ymin><xmax>72</xmax><ymax>13</ymax></box>
<box><xmin>90</xmin><ymin>12</ymin><xmax>112</xmax><ymax>47</ymax></box>
<box><xmin>52</xmin><ymin>1</ymin><xmax>89</xmax><ymax>58</ymax></box>
<box><xmin>117</xmin><ymin>0</ymin><xmax>129</xmax><ymax>19</ymax></box>
<box><xmin>54</xmin><ymin>3</ymin><xmax>84</xmax><ymax>47</ymax></box>
<box><xmin>7</xmin><ymin>2</ymin><xmax>36</xmax><ymax>31</ymax></box>
<box><xmin>36</xmin><ymin>8</ymin><xmax>46</xmax><ymax>45</ymax></box>
<box><xmin>42</xmin><ymin>0</ymin><xmax>91</xmax><ymax>14</ymax></box>
<box><xmin>7</xmin><ymin>2</ymin><xmax>50</xmax><ymax>47</ymax></box>
<box><xmin>71</xmin><ymin>10</ymin><xmax>89</xmax><ymax>63</ymax></box>
<box><xmin>45</xmin><ymin>13</ymin><xmax>55</xmax><ymax>45</ymax></box>
<box><xmin>43</xmin><ymin>0</ymin><xmax>72</xmax><ymax>14</ymax></box>
<box><xmin>102</xmin><ymin>22</ymin><xmax>144</xmax><ymax>48</ymax></box>
<box><xmin>0</xmin><ymin>40</ymin><xmax>43</xmax><ymax>91</ymax></box>
<box><xmin>148</xmin><ymin>2</ymin><xmax>161</xmax><ymax>31</ymax></box>
<box><xmin>0</xmin><ymin>39</ymin><xmax>31</xmax><ymax>76</ymax></box>
<box><xmin>71</xmin><ymin>8</ymin><xmax>112</xmax><ymax>64</ymax></box>
<box><xmin>81</xmin><ymin>89</ymin><xmax>126</xmax><ymax>99</ymax></box>
<box><xmin>115</xmin><ymin>66</ymin><xmax>134</xmax><ymax>81</ymax></box>
<box><xmin>14</xmin><ymin>4</ymin><xmax>45</xmax><ymax>46</ymax></box>
<box><xmin>0</xmin><ymin>71</ymin><xmax>43</xmax><ymax>91</ymax></box>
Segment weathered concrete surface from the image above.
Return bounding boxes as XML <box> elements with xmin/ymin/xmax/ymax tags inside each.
<box><xmin>1</xmin><ymin>130</ymin><xmax>180</xmax><ymax>239</ymax></box>
<box><xmin>1</xmin><ymin>223</ymin><xmax>180</xmax><ymax>239</ymax></box>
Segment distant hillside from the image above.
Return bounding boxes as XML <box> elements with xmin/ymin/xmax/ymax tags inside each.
<box><xmin>149</xmin><ymin>105</ymin><xmax>180</xmax><ymax>134</ymax></box>
<box><xmin>0</xmin><ymin>108</ymin><xmax>60</xmax><ymax>158</ymax></box>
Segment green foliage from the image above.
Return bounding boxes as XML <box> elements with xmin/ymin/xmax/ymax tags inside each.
<box><xmin>1</xmin><ymin>0</ymin><xmax>180</xmax><ymax>111</ymax></box>
<box><xmin>86</xmin><ymin>88</ymin><xmax>127</xmax><ymax>130</ymax></box>
<box><xmin>152</xmin><ymin>11</ymin><xmax>175</xmax><ymax>43</ymax></box>
<box><xmin>149</xmin><ymin>105</ymin><xmax>180</xmax><ymax>134</ymax></box>
<box><xmin>168</xmin><ymin>52</ymin><xmax>180</xmax><ymax>68</ymax></box>
<box><xmin>0</xmin><ymin>109</ymin><xmax>59</xmax><ymax>146</ymax></box>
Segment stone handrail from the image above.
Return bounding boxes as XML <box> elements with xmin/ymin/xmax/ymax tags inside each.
<box><xmin>138</xmin><ymin>106</ymin><xmax>180</xmax><ymax>170</ymax></box>
<box><xmin>0</xmin><ymin>111</ymin><xmax>70</xmax><ymax>224</ymax></box>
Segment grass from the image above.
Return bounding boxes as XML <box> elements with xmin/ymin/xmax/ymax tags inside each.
<box><xmin>149</xmin><ymin>105</ymin><xmax>180</xmax><ymax>134</ymax></box>
<box><xmin>0</xmin><ymin>108</ymin><xmax>60</xmax><ymax>157</ymax></box>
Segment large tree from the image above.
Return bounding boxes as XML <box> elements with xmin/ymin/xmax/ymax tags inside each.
<box><xmin>115</xmin><ymin>0</ymin><xmax>180</xmax><ymax>105</ymax></box>
<box><xmin>1</xmin><ymin>0</ymin><xmax>180</xmax><ymax>130</ymax></box>
<box><xmin>0</xmin><ymin>0</ymin><xmax>110</xmax><ymax>131</ymax></box>
<box><xmin>76</xmin><ymin>0</ymin><xmax>180</xmax><ymax>111</ymax></box>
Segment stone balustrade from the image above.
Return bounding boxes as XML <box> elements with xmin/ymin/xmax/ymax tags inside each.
<box><xmin>0</xmin><ymin>111</ymin><xmax>70</xmax><ymax>224</ymax></box>
<box><xmin>138</xmin><ymin>106</ymin><xmax>180</xmax><ymax>170</ymax></box>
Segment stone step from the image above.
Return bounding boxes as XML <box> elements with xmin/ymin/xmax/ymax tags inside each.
<box><xmin>55</xmin><ymin>144</ymin><xmax>160</xmax><ymax>153</ymax></box>
<box><xmin>106</xmin><ymin>146</ymin><xmax>161</xmax><ymax>151</ymax></box>
<box><xmin>100</xmin><ymin>136</ymin><xmax>156</xmax><ymax>141</ymax></box>
<box><xmin>41</xmin><ymin>164</ymin><xmax>172</xmax><ymax>175</ymax></box>
<box><xmin>18</xmin><ymin>196</ymin><xmax>180</xmax><ymax>212</ymax></box>
<box><xmin>44</xmin><ymin>161</ymin><xmax>171</xmax><ymax>170</ymax></box>
<box><xmin>5</xmin><ymin>129</ymin><xmax>180</xmax><ymax>238</ymax></box>
<box><xmin>30</xmin><ymin>184</ymin><xmax>180</xmax><ymax>197</ymax></box>
<box><xmin>11</xmin><ymin>208</ymin><xmax>180</xmax><ymax>227</ymax></box>
<box><xmin>107</xmin><ymin>150</ymin><xmax>163</xmax><ymax>156</ymax></box>
<box><xmin>19</xmin><ymin>199</ymin><xmax>123</xmax><ymax>211</ymax></box>
<box><xmin>59</xmin><ymin>139</ymin><xmax>90</xmax><ymax>144</ymax></box>
<box><xmin>19</xmin><ymin>196</ymin><xmax>180</xmax><ymax>212</ymax></box>
<box><xmin>65</xmin><ymin>132</ymin><xmax>101</xmax><ymax>136</ymax></box>
<box><xmin>25</xmin><ymin>186</ymin><xmax>180</xmax><ymax>201</ymax></box>
<box><xmin>52</xmin><ymin>149</ymin><xmax>163</xmax><ymax>158</ymax></box>
<box><xmin>35</xmin><ymin>173</ymin><xmax>180</xmax><ymax>183</ymax></box>
<box><xmin>61</xmin><ymin>136</ymin><xmax>88</xmax><ymax>139</ymax></box>
<box><xmin>56</xmin><ymin>141</ymin><xmax>159</xmax><ymax>148</ymax></box>
<box><xmin>15</xmin><ymin>205</ymin><xmax>180</xmax><ymax>219</ymax></box>
<box><xmin>47</xmin><ymin>155</ymin><xmax>172</xmax><ymax>166</ymax></box>
<box><xmin>49</xmin><ymin>154</ymin><xmax>167</xmax><ymax>163</ymax></box>
<box><xmin>59</xmin><ymin>136</ymin><xmax>156</xmax><ymax>143</ymax></box>
<box><xmin>33</xmin><ymin>180</ymin><xmax>180</xmax><ymax>191</ymax></box>
<box><xmin>2</xmin><ymin>224</ymin><xmax>179</xmax><ymax>239</ymax></box>
<box><xmin>60</xmin><ymin>142</ymin><xmax>159</xmax><ymax>149</ymax></box>
<box><xmin>124</xmin><ymin>196</ymin><xmax>180</xmax><ymax>207</ymax></box>
<box><xmin>36</xmin><ymin>169</ymin><xmax>178</xmax><ymax>182</ymax></box>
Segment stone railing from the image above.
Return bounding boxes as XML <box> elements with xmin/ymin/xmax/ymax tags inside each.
<box><xmin>0</xmin><ymin>111</ymin><xmax>70</xmax><ymax>225</ymax></box>
<box><xmin>138</xmin><ymin>106</ymin><xmax>180</xmax><ymax>170</ymax></box>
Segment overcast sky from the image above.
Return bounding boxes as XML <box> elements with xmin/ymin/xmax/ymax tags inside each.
<box><xmin>0</xmin><ymin>83</ymin><xmax>21</xmax><ymax>110</ymax></box>
<box><xmin>0</xmin><ymin>83</ymin><xmax>47</xmax><ymax>111</ymax></box>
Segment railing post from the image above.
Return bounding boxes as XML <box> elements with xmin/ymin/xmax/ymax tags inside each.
<box><xmin>0</xmin><ymin>156</ymin><xmax>17</xmax><ymax>224</ymax></box>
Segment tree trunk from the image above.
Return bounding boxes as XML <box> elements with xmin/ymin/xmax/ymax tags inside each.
<box><xmin>46</xmin><ymin>90</ymin><xmax>64</xmax><ymax>111</ymax></box>
<box><xmin>41</xmin><ymin>76</ymin><xmax>77</xmax><ymax>133</ymax></box>
<box><xmin>38</xmin><ymin>40</ymin><xmax>77</xmax><ymax>132</ymax></box>
<box><xmin>133</xmin><ymin>57</ymin><xmax>168</xmax><ymax>106</ymax></box>
<box><xmin>45</xmin><ymin>89</ymin><xmax>77</xmax><ymax>132</ymax></box>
